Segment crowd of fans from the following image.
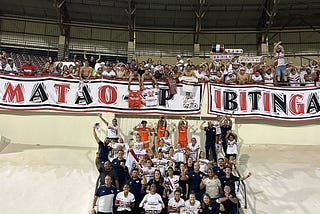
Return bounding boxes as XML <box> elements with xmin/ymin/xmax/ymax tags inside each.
<box><xmin>1</xmin><ymin>45</ymin><xmax>320</xmax><ymax>87</ymax></box>
<box><xmin>91</xmin><ymin>114</ymin><xmax>251</xmax><ymax>214</ymax></box>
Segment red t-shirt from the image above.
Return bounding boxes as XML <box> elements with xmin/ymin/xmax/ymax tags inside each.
<box><xmin>21</xmin><ymin>63</ymin><xmax>37</xmax><ymax>76</ymax></box>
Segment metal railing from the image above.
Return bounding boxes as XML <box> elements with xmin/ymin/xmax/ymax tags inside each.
<box><xmin>235</xmin><ymin>167</ymin><xmax>248</xmax><ymax>210</ymax></box>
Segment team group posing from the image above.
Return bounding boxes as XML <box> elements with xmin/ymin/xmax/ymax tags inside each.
<box><xmin>91</xmin><ymin>114</ymin><xmax>251</xmax><ymax>214</ymax></box>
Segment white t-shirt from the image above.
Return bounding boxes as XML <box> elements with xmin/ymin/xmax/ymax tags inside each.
<box><xmin>152</xmin><ymin>157</ymin><xmax>168</xmax><ymax>176</ymax></box>
<box><xmin>227</xmin><ymin>140</ymin><xmax>238</xmax><ymax>155</ymax></box>
<box><xmin>199</xmin><ymin>158</ymin><xmax>210</xmax><ymax>173</ymax></box>
<box><xmin>142</xmin><ymin>166</ymin><xmax>156</xmax><ymax>183</ymax></box>
<box><xmin>299</xmin><ymin>70</ymin><xmax>307</xmax><ymax>83</ymax></box>
<box><xmin>174</xmin><ymin>149</ymin><xmax>186</xmax><ymax>163</ymax></box>
<box><xmin>109</xmin><ymin>142</ymin><xmax>123</xmax><ymax>161</ymax></box>
<box><xmin>251</xmin><ymin>74</ymin><xmax>263</xmax><ymax>82</ymax></box>
<box><xmin>133</xmin><ymin>141</ymin><xmax>144</xmax><ymax>151</ymax></box>
<box><xmin>246</xmin><ymin>68</ymin><xmax>254</xmax><ymax>75</ymax></box>
<box><xmin>160</xmin><ymin>137</ymin><xmax>172</xmax><ymax>146</ymax></box>
<box><xmin>168</xmin><ymin>197</ymin><xmax>185</xmax><ymax>214</ymax></box>
<box><xmin>140</xmin><ymin>193</ymin><xmax>164</xmax><ymax>211</ymax></box>
<box><xmin>158</xmin><ymin>145</ymin><xmax>169</xmax><ymax>153</ymax></box>
<box><xmin>264</xmin><ymin>73</ymin><xmax>274</xmax><ymax>85</ymax></box>
<box><xmin>116</xmin><ymin>191</ymin><xmax>135</xmax><ymax>211</ymax></box>
<box><xmin>107</xmin><ymin>124</ymin><xmax>118</xmax><ymax>139</ymax></box>
<box><xmin>183</xmin><ymin>200</ymin><xmax>201</xmax><ymax>214</ymax></box>
<box><xmin>188</xmin><ymin>143</ymin><xmax>200</xmax><ymax>161</ymax></box>
<box><xmin>4</xmin><ymin>64</ymin><xmax>18</xmax><ymax>73</ymax></box>
<box><xmin>97</xmin><ymin>194</ymin><xmax>114</xmax><ymax>213</ymax></box>
<box><xmin>202</xmin><ymin>177</ymin><xmax>221</xmax><ymax>198</ymax></box>
<box><xmin>274</xmin><ymin>52</ymin><xmax>285</xmax><ymax>66</ymax></box>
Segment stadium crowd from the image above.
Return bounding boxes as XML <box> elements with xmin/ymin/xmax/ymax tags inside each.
<box><xmin>1</xmin><ymin>44</ymin><xmax>320</xmax><ymax>87</ymax></box>
<box><xmin>91</xmin><ymin>114</ymin><xmax>251</xmax><ymax>214</ymax></box>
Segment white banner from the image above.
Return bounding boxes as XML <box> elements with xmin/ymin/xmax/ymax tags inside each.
<box><xmin>238</xmin><ymin>56</ymin><xmax>263</xmax><ymax>63</ymax></box>
<box><xmin>210</xmin><ymin>55</ymin><xmax>234</xmax><ymax>60</ymax></box>
<box><xmin>208</xmin><ymin>83</ymin><xmax>320</xmax><ymax>121</ymax></box>
<box><xmin>225</xmin><ymin>49</ymin><xmax>243</xmax><ymax>54</ymax></box>
<box><xmin>0</xmin><ymin>75</ymin><xmax>203</xmax><ymax>114</ymax></box>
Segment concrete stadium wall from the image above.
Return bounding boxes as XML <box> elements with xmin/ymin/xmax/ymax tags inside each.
<box><xmin>235</xmin><ymin>118</ymin><xmax>320</xmax><ymax>146</ymax></box>
<box><xmin>0</xmin><ymin>90</ymin><xmax>319</xmax><ymax>148</ymax></box>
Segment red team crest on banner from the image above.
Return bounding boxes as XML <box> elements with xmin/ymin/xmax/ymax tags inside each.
<box><xmin>128</xmin><ymin>90</ymin><xmax>142</xmax><ymax>108</ymax></box>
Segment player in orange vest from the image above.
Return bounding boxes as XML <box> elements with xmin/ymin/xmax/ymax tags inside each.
<box><xmin>178</xmin><ymin>117</ymin><xmax>188</xmax><ymax>148</ymax></box>
<box><xmin>134</xmin><ymin>120</ymin><xmax>153</xmax><ymax>149</ymax></box>
<box><xmin>156</xmin><ymin>115</ymin><xmax>167</xmax><ymax>146</ymax></box>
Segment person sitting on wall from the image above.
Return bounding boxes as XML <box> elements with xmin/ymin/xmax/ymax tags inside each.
<box><xmin>141</xmin><ymin>67</ymin><xmax>158</xmax><ymax>90</ymax></box>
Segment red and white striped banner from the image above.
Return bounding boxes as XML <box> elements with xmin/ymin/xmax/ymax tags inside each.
<box><xmin>0</xmin><ymin>75</ymin><xmax>204</xmax><ymax>114</ymax></box>
<box><xmin>208</xmin><ymin>83</ymin><xmax>320</xmax><ymax>121</ymax></box>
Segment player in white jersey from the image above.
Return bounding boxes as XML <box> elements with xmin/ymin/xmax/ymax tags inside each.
<box><xmin>115</xmin><ymin>184</ymin><xmax>135</xmax><ymax>213</ymax></box>
<box><xmin>168</xmin><ymin>189</ymin><xmax>185</xmax><ymax>214</ymax></box>
<box><xmin>183</xmin><ymin>192</ymin><xmax>201</xmax><ymax>214</ymax></box>
<box><xmin>187</xmin><ymin>137</ymin><xmax>200</xmax><ymax>161</ymax></box>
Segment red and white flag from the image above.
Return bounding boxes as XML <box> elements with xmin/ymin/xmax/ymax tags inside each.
<box><xmin>125</xmin><ymin>149</ymin><xmax>140</xmax><ymax>173</ymax></box>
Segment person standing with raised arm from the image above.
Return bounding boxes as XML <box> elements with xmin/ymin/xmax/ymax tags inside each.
<box><xmin>273</xmin><ymin>41</ymin><xmax>288</xmax><ymax>84</ymax></box>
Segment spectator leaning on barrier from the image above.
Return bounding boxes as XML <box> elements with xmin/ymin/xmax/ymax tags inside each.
<box><xmin>141</xmin><ymin>67</ymin><xmax>158</xmax><ymax>89</ymax></box>
<box><xmin>80</xmin><ymin>59</ymin><xmax>92</xmax><ymax>80</ymax></box>
<box><xmin>288</xmin><ymin>66</ymin><xmax>301</xmax><ymax>86</ymax></box>
<box><xmin>127</xmin><ymin>67</ymin><xmax>141</xmax><ymax>90</ymax></box>
<box><xmin>41</xmin><ymin>61</ymin><xmax>52</xmax><ymax>75</ymax></box>
<box><xmin>21</xmin><ymin>58</ymin><xmax>37</xmax><ymax>76</ymax></box>
<box><xmin>251</xmin><ymin>69</ymin><xmax>264</xmax><ymax>84</ymax></box>
<box><xmin>236</xmin><ymin>67</ymin><xmax>250</xmax><ymax>85</ymax></box>
<box><xmin>220</xmin><ymin>166</ymin><xmax>251</xmax><ymax>196</ymax></box>
<box><xmin>4</xmin><ymin>58</ymin><xmax>18</xmax><ymax>75</ymax></box>
<box><xmin>304</xmin><ymin>67</ymin><xmax>315</xmax><ymax>86</ymax></box>
<box><xmin>315</xmin><ymin>67</ymin><xmax>320</xmax><ymax>86</ymax></box>
<box><xmin>263</xmin><ymin>66</ymin><xmax>275</xmax><ymax>86</ymax></box>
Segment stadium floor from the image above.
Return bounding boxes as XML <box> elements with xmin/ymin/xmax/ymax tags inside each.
<box><xmin>238</xmin><ymin>144</ymin><xmax>320</xmax><ymax>214</ymax></box>
<box><xmin>0</xmin><ymin>143</ymin><xmax>319</xmax><ymax>214</ymax></box>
